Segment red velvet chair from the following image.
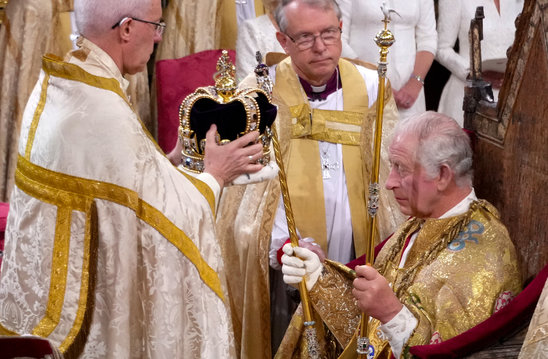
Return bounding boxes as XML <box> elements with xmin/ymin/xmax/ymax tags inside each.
<box><xmin>155</xmin><ymin>49</ymin><xmax>236</xmax><ymax>153</ymax></box>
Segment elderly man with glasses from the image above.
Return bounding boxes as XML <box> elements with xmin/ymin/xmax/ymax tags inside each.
<box><xmin>216</xmin><ymin>0</ymin><xmax>404</xmax><ymax>355</ymax></box>
<box><xmin>0</xmin><ymin>0</ymin><xmax>265</xmax><ymax>357</ymax></box>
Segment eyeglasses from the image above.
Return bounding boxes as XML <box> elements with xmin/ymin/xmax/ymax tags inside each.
<box><xmin>111</xmin><ymin>16</ymin><xmax>166</xmax><ymax>36</ymax></box>
<box><xmin>285</xmin><ymin>27</ymin><xmax>342</xmax><ymax>50</ymax></box>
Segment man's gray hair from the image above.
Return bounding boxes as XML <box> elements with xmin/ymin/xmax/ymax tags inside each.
<box><xmin>392</xmin><ymin>111</ymin><xmax>474</xmax><ymax>187</ymax></box>
<box><xmin>274</xmin><ymin>0</ymin><xmax>342</xmax><ymax>33</ymax></box>
<box><xmin>74</xmin><ymin>0</ymin><xmax>154</xmax><ymax>38</ymax></box>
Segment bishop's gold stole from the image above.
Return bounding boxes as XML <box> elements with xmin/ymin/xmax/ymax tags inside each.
<box><xmin>272</xmin><ymin>57</ymin><xmax>371</xmax><ymax>257</ymax></box>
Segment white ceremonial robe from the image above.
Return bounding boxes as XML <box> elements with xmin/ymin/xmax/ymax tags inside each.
<box><xmin>0</xmin><ymin>38</ymin><xmax>236</xmax><ymax>358</ymax></box>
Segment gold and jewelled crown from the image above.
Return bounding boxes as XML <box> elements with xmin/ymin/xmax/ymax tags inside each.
<box><xmin>178</xmin><ymin>50</ymin><xmax>277</xmax><ymax>173</ymax></box>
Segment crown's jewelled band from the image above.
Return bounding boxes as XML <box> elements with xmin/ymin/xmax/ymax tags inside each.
<box><xmin>178</xmin><ymin>86</ymin><xmax>273</xmax><ymax>173</ymax></box>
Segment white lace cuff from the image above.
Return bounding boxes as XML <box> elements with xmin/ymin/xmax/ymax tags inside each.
<box><xmin>379</xmin><ymin>305</ymin><xmax>418</xmax><ymax>358</ymax></box>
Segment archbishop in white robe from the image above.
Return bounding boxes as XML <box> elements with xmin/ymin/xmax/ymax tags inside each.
<box><xmin>0</xmin><ymin>37</ymin><xmax>236</xmax><ymax>358</ymax></box>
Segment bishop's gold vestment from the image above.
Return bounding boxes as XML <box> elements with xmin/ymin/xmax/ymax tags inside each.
<box><xmin>276</xmin><ymin>200</ymin><xmax>522</xmax><ymax>358</ymax></box>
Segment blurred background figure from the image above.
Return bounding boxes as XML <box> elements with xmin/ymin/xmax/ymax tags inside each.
<box><xmin>436</xmin><ymin>0</ymin><xmax>524</xmax><ymax>126</ymax></box>
<box><xmin>338</xmin><ymin>0</ymin><xmax>437</xmax><ymax>120</ymax></box>
<box><xmin>0</xmin><ymin>0</ymin><xmax>73</xmax><ymax>203</ymax></box>
<box><xmin>236</xmin><ymin>0</ymin><xmax>284</xmax><ymax>81</ymax></box>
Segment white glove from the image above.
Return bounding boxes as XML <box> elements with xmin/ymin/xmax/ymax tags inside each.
<box><xmin>230</xmin><ymin>160</ymin><xmax>279</xmax><ymax>185</ymax></box>
<box><xmin>178</xmin><ymin>160</ymin><xmax>279</xmax><ymax>186</ymax></box>
<box><xmin>281</xmin><ymin>243</ymin><xmax>322</xmax><ymax>291</ymax></box>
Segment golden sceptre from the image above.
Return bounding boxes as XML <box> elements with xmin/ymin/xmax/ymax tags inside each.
<box><xmin>356</xmin><ymin>4</ymin><xmax>396</xmax><ymax>357</ymax></box>
<box><xmin>254</xmin><ymin>52</ymin><xmax>320</xmax><ymax>359</ymax></box>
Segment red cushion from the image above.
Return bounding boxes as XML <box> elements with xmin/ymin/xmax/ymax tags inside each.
<box><xmin>155</xmin><ymin>49</ymin><xmax>236</xmax><ymax>153</ymax></box>
<box><xmin>0</xmin><ymin>202</ymin><xmax>8</xmax><ymax>233</ymax></box>
<box><xmin>0</xmin><ymin>336</ymin><xmax>56</xmax><ymax>359</ymax></box>
<box><xmin>409</xmin><ymin>263</ymin><xmax>548</xmax><ymax>358</ymax></box>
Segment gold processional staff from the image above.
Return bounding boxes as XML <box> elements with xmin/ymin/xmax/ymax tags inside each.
<box><xmin>357</xmin><ymin>4</ymin><xmax>397</xmax><ymax>358</ymax></box>
<box><xmin>253</xmin><ymin>52</ymin><xmax>321</xmax><ymax>359</ymax></box>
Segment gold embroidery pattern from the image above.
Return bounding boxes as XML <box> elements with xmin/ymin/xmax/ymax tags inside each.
<box><xmin>10</xmin><ymin>160</ymin><xmax>97</xmax><ymax>356</ymax></box>
<box><xmin>380</xmin><ymin>201</ymin><xmax>488</xmax><ymax>298</ymax></box>
<box><xmin>32</xmin><ymin>207</ymin><xmax>72</xmax><ymax>338</ymax></box>
<box><xmin>16</xmin><ymin>155</ymin><xmax>224</xmax><ymax>301</ymax></box>
<box><xmin>311</xmin><ymin>263</ymin><xmax>360</xmax><ymax>348</ymax></box>
<box><xmin>0</xmin><ymin>155</ymin><xmax>225</xmax><ymax>353</ymax></box>
<box><xmin>289</xmin><ymin>106</ymin><xmax>363</xmax><ymax>145</ymax></box>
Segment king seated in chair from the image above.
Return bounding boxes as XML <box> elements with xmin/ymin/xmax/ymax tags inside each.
<box><xmin>278</xmin><ymin>111</ymin><xmax>522</xmax><ymax>359</ymax></box>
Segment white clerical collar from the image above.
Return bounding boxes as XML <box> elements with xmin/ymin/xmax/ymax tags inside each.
<box><xmin>75</xmin><ymin>37</ymin><xmax>131</xmax><ymax>93</ymax></box>
<box><xmin>311</xmin><ymin>84</ymin><xmax>327</xmax><ymax>93</ymax></box>
<box><xmin>438</xmin><ymin>188</ymin><xmax>477</xmax><ymax>219</ymax></box>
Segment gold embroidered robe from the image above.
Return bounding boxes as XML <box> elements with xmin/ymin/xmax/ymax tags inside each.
<box><xmin>277</xmin><ymin>200</ymin><xmax>522</xmax><ymax>358</ymax></box>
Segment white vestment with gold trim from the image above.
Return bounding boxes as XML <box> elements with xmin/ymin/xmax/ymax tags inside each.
<box><xmin>0</xmin><ymin>37</ymin><xmax>236</xmax><ymax>358</ymax></box>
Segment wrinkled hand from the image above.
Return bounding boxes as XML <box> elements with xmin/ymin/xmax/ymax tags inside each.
<box><xmin>203</xmin><ymin>124</ymin><xmax>264</xmax><ymax>188</ymax></box>
<box><xmin>393</xmin><ymin>79</ymin><xmax>422</xmax><ymax>109</ymax></box>
<box><xmin>352</xmin><ymin>265</ymin><xmax>403</xmax><ymax>324</ymax></box>
<box><xmin>298</xmin><ymin>237</ymin><xmax>326</xmax><ymax>263</ymax></box>
<box><xmin>281</xmin><ymin>243</ymin><xmax>322</xmax><ymax>291</ymax></box>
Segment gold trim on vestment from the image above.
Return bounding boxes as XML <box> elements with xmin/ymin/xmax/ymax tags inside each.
<box><xmin>61</xmin><ymin>201</ymin><xmax>98</xmax><ymax>356</ymax></box>
<box><xmin>25</xmin><ymin>72</ymin><xmax>50</xmax><ymax>159</ymax></box>
<box><xmin>32</xmin><ymin>207</ymin><xmax>72</xmax><ymax>338</ymax></box>
<box><xmin>0</xmin><ymin>155</ymin><xmax>226</xmax><ymax>351</ymax></box>
<box><xmin>36</xmin><ymin>55</ymin><xmax>177</xmax><ymax>178</ymax></box>
<box><xmin>43</xmin><ymin>55</ymin><xmax>129</xmax><ymax>105</ymax></box>
<box><xmin>15</xmin><ymin>155</ymin><xmax>225</xmax><ymax>300</ymax></box>
<box><xmin>11</xmin><ymin>158</ymin><xmax>97</xmax><ymax>355</ymax></box>
<box><xmin>177</xmin><ymin>167</ymin><xmax>217</xmax><ymax>217</ymax></box>
<box><xmin>26</xmin><ymin>55</ymin><xmax>216</xmax><ymax>214</ymax></box>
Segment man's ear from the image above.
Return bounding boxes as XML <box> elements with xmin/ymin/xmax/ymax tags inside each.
<box><xmin>437</xmin><ymin>164</ymin><xmax>454</xmax><ymax>191</ymax></box>
<box><xmin>276</xmin><ymin>31</ymin><xmax>289</xmax><ymax>53</ymax></box>
<box><xmin>119</xmin><ymin>19</ymin><xmax>132</xmax><ymax>43</ymax></box>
